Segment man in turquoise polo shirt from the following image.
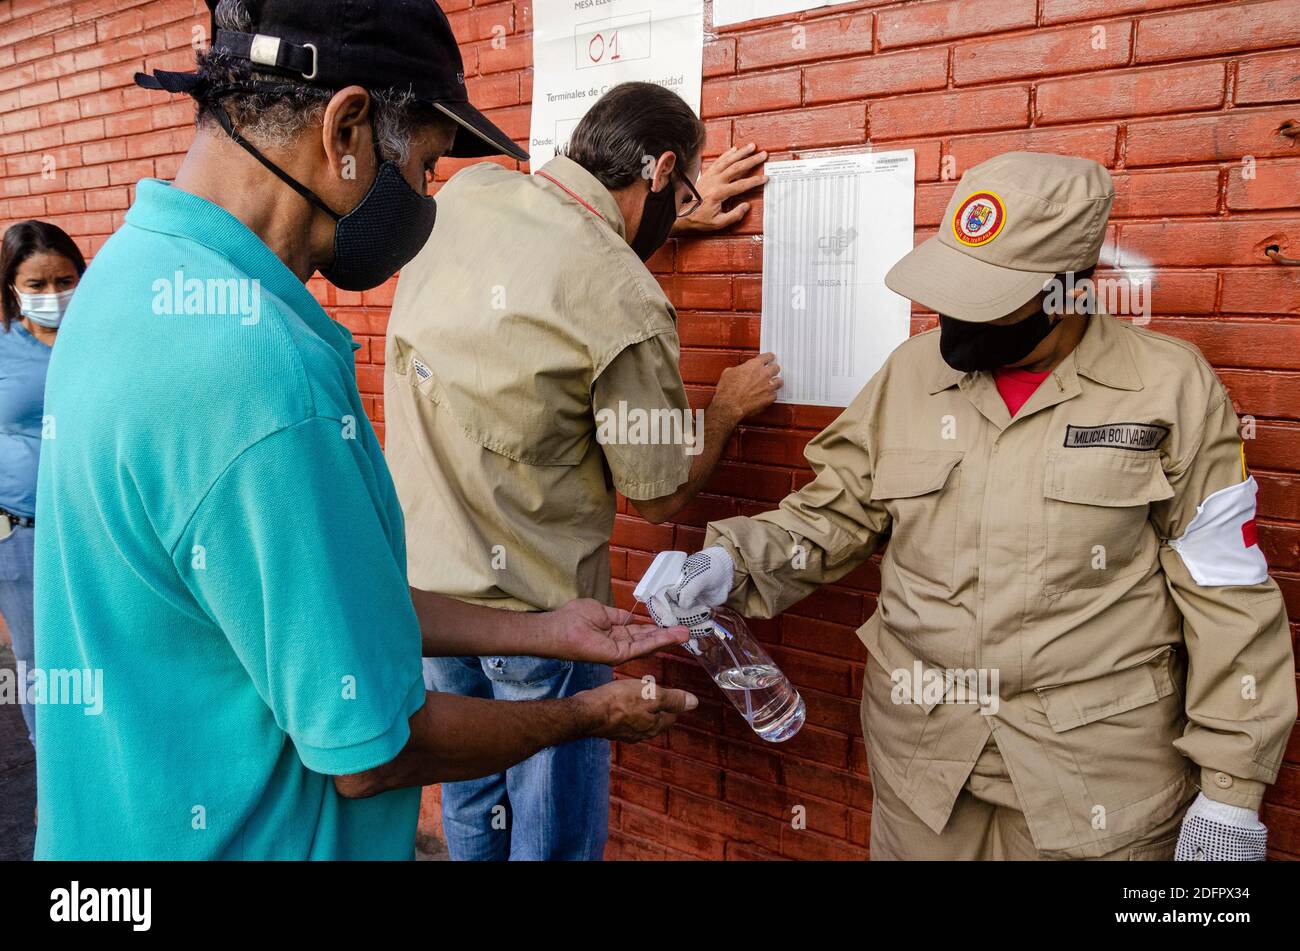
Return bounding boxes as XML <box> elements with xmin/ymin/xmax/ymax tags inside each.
<box><xmin>33</xmin><ymin>0</ymin><xmax>694</xmax><ymax>861</ymax></box>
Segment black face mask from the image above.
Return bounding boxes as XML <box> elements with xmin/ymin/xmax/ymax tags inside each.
<box><xmin>630</xmin><ymin>179</ymin><xmax>678</xmax><ymax>262</ymax></box>
<box><xmin>939</xmin><ymin>305</ymin><xmax>1057</xmax><ymax>373</ymax></box>
<box><xmin>212</xmin><ymin>104</ymin><xmax>436</xmax><ymax>292</ymax></box>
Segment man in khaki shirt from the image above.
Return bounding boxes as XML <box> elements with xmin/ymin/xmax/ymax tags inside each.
<box><xmin>385</xmin><ymin>82</ymin><xmax>779</xmax><ymax>860</ymax></box>
<box><xmin>650</xmin><ymin>152</ymin><xmax>1296</xmax><ymax>860</ymax></box>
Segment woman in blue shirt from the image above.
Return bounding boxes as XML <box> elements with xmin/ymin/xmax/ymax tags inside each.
<box><xmin>0</xmin><ymin>221</ymin><xmax>84</xmax><ymax>761</ymax></box>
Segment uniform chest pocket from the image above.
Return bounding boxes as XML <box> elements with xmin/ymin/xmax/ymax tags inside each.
<box><xmin>1041</xmin><ymin>451</ymin><xmax>1173</xmax><ymax>596</ymax></box>
<box><xmin>870</xmin><ymin>449</ymin><xmax>963</xmax><ymax>591</ymax></box>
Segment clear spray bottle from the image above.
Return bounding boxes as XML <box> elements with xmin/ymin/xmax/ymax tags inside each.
<box><xmin>636</xmin><ymin>552</ymin><xmax>806</xmax><ymax>743</ymax></box>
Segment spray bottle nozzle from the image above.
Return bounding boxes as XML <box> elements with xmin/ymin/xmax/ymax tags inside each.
<box><xmin>633</xmin><ymin>550</ymin><xmax>687</xmax><ymax>605</ymax></box>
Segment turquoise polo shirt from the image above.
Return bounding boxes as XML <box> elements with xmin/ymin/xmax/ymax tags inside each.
<box><xmin>33</xmin><ymin>179</ymin><xmax>426</xmax><ymax>860</ymax></box>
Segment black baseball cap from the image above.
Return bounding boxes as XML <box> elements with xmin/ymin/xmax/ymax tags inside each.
<box><xmin>136</xmin><ymin>0</ymin><xmax>528</xmax><ymax>162</ymax></box>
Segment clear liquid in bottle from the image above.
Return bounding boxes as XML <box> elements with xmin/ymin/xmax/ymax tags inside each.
<box><xmin>694</xmin><ymin>608</ymin><xmax>805</xmax><ymax>743</ymax></box>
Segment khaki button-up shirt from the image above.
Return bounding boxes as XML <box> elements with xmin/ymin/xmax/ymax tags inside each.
<box><xmin>385</xmin><ymin>156</ymin><xmax>692</xmax><ymax>613</ymax></box>
<box><xmin>706</xmin><ymin>315</ymin><xmax>1296</xmax><ymax>857</ymax></box>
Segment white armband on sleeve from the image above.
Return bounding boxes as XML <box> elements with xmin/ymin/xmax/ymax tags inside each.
<box><xmin>1168</xmin><ymin>476</ymin><xmax>1269</xmax><ymax>586</ymax></box>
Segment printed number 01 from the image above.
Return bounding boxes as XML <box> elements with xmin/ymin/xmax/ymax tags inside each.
<box><xmin>588</xmin><ymin>30</ymin><xmax>621</xmax><ymax>64</ymax></box>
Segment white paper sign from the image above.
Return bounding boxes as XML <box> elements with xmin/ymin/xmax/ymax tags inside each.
<box><xmin>529</xmin><ymin>0</ymin><xmax>704</xmax><ymax>169</ymax></box>
<box><xmin>713</xmin><ymin>0</ymin><xmax>856</xmax><ymax>28</ymax></box>
<box><xmin>760</xmin><ymin>150</ymin><xmax>915</xmax><ymax>408</ymax></box>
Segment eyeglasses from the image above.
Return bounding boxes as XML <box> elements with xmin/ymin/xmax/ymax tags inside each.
<box><xmin>674</xmin><ymin>171</ymin><xmax>703</xmax><ymax>219</ymax></box>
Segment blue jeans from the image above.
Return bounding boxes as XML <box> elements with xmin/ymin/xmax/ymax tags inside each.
<box><xmin>424</xmin><ymin>654</ymin><xmax>612</xmax><ymax>861</ymax></box>
<box><xmin>0</xmin><ymin>524</ymin><xmax>36</xmax><ymax>748</ymax></box>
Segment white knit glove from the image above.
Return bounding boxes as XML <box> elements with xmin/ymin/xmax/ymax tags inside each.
<box><xmin>1175</xmin><ymin>793</ymin><xmax>1267</xmax><ymax>861</ymax></box>
<box><xmin>646</xmin><ymin>547</ymin><xmax>735</xmax><ymax>634</ymax></box>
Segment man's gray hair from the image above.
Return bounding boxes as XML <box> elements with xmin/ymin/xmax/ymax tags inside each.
<box><xmin>195</xmin><ymin>0</ymin><xmax>438</xmax><ymax>164</ymax></box>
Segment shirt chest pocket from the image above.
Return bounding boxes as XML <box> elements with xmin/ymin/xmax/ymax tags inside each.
<box><xmin>392</xmin><ymin>338</ymin><xmax>593</xmax><ymax>466</ymax></box>
<box><xmin>1041</xmin><ymin>451</ymin><xmax>1174</xmax><ymax>597</ymax></box>
<box><xmin>870</xmin><ymin>449</ymin><xmax>963</xmax><ymax>591</ymax></box>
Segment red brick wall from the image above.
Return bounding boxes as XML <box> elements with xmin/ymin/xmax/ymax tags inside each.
<box><xmin>1</xmin><ymin>0</ymin><xmax>1297</xmax><ymax>860</ymax></box>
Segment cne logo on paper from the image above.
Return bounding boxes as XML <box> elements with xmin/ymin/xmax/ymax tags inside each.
<box><xmin>953</xmin><ymin>191</ymin><xmax>1007</xmax><ymax>247</ymax></box>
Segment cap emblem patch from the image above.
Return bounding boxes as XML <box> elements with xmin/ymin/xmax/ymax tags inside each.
<box><xmin>953</xmin><ymin>191</ymin><xmax>1007</xmax><ymax>247</ymax></box>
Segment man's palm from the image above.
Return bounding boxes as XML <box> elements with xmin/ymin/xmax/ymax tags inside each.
<box><xmin>552</xmin><ymin>599</ymin><xmax>687</xmax><ymax>665</ymax></box>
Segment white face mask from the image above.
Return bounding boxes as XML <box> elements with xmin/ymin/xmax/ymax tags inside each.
<box><xmin>16</xmin><ymin>288</ymin><xmax>74</xmax><ymax>329</ymax></box>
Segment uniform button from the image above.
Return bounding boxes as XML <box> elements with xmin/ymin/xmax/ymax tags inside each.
<box><xmin>1214</xmin><ymin>771</ymin><xmax>1234</xmax><ymax>789</ymax></box>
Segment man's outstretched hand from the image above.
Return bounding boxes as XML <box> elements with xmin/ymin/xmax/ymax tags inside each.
<box><xmin>578</xmin><ymin>678</ymin><xmax>698</xmax><ymax>743</ymax></box>
<box><xmin>674</xmin><ymin>143</ymin><xmax>769</xmax><ymax>234</ymax></box>
<box><xmin>541</xmin><ymin>598</ymin><xmax>688</xmax><ymax>665</ymax></box>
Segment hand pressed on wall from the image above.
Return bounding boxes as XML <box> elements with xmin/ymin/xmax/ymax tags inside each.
<box><xmin>674</xmin><ymin>143</ymin><xmax>770</xmax><ymax>234</ymax></box>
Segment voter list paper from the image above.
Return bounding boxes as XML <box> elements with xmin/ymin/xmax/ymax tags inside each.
<box><xmin>759</xmin><ymin>149</ymin><xmax>915</xmax><ymax>408</ymax></box>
